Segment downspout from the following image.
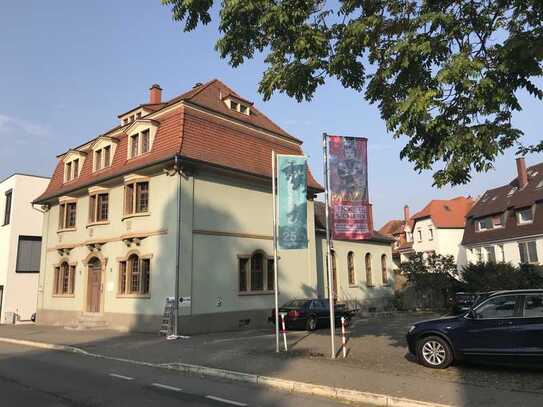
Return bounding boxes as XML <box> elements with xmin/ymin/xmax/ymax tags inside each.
<box><xmin>174</xmin><ymin>154</ymin><xmax>182</xmax><ymax>336</ymax></box>
<box><xmin>31</xmin><ymin>203</ymin><xmax>50</xmax><ymax>318</ymax></box>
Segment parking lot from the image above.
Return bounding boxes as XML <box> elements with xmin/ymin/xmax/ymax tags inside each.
<box><xmin>286</xmin><ymin>312</ymin><xmax>543</xmax><ymax>395</ymax></box>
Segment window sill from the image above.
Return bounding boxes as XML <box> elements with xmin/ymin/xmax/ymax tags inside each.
<box><xmin>57</xmin><ymin>228</ymin><xmax>77</xmax><ymax>233</ymax></box>
<box><xmin>116</xmin><ymin>294</ymin><xmax>151</xmax><ymax>299</ymax></box>
<box><xmin>52</xmin><ymin>294</ymin><xmax>75</xmax><ymax>298</ymax></box>
<box><xmin>517</xmin><ymin>221</ymin><xmax>534</xmax><ymax>226</ymax></box>
<box><xmin>127</xmin><ymin>152</ymin><xmax>152</xmax><ymax>162</ymax></box>
<box><xmin>239</xmin><ymin>291</ymin><xmax>274</xmax><ymax>296</ymax></box>
<box><xmin>122</xmin><ymin>212</ymin><xmax>150</xmax><ymax>221</ymax></box>
<box><xmin>348</xmin><ymin>284</ymin><xmax>359</xmax><ymax>288</ymax></box>
<box><xmin>366</xmin><ymin>285</ymin><xmax>375</xmax><ymax>289</ymax></box>
<box><xmin>86</xmin><ymin>221</ymin><xmax>110</xmax><ymax>228</ymax></box>
<box><xmin>63</xmin><ymin>178</ymin><xmax>79</xmax><ymax>185</ymax></box>
<box><xmin>92</xmin><ymin>166</ymin><xmax>112</xmax><ymax>174</ymax></box>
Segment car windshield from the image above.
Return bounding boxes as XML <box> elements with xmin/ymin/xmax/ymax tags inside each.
<box><xmin>283</xmin><ymin>300</ymin><xmax>309</xmax><ymax>308</ymax></box>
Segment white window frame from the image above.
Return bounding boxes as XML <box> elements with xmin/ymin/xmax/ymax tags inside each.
<box><xmin>517</xmin><ymin>207</ymin><xmax>535</xmax><ymax>225</ymax></box>
<box><xmin>519</xmin><ymin>241</ymin><xmax>539</xmax><ymax>264</ymax></box>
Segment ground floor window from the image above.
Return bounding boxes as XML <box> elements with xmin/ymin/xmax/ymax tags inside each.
<box><xmin>485</xmin><ymin>246</ymin><xmax>496</xmax><ymax>263</ymax></box>
<box><xmin>381</xmin><ymin>254</ymin><xmax>388</xmax><ymax>284</ymax></box>
<box><xmin>238</xmin><ymin>251</ymin><xmax>274</xmax><ymax>293</ymax></box>
<box><xmin>519</xmin><ymin>241</ymin><xmax>538</xmax><ymax>264</ymax></box>
<box><xmin>347</xmin><ymin>251</ymin><xmax>355</xmax><ymax>286</ymax></box>
<box><xmin>118</xmin><ymin>254</ymin><xmax>150</xmax><ymax>296</ymax></box>
<box><xmin>53</xmin><ymin>262</ymin><xmax>75</xmax><ymax>295</ymax></box>
<box><xmin>365</xmin><ymin>253</ymin><xmax>373</xmax><ymax>287</ymax></box>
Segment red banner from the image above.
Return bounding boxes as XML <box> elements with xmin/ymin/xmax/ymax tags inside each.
<box><xmin>327</xmin><ymin>135</ymin><xmax>373</xmax><ymax>240</ymax></box>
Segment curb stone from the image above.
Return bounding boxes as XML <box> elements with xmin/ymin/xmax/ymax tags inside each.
<box><xmin>0</xmin><ymin>337</ymin><xmax>452</xmax><ymax>407</ymax></box>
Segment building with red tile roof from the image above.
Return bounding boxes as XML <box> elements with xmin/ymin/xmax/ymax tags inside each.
<box><xmin>381</xmin><ymin>196</ymin><xmax>474</xmax><ymax>270</ymax></box>
<box><xmin>33</xmin><ymin>80</ymin><xmax>393</xmax><ymax>333</ymax></box>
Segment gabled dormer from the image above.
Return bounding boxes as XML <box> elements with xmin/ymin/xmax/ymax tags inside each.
<box><xmin>91</xmin><ymin>135</ymin><xmax>119</xmax><ymax>172</ymax></box>
<box><xmin>221</xmin><ymin>92</ymin><xmax>253</xmax><ymax>116</ymax></box>
<box><xmin>63</xmin><ymin>150</ymin><xmax>86</xmax><ymax>183</ymax></box>
<box><xmin>118</xmin><ymin>84</ymin><xmax>164</xmax><ymax>126</ymax></box>
<box><xmin>124</xmin><ymin>119</ymin><xmax>159</xmax><ymax>160</ymax></box>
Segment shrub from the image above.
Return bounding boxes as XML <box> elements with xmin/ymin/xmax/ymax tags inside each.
<box><xmin>399</xmin><ymin>253</ymin><xmax>461</xmax><ymax>309</ymax></box>
<box><xmin>461</xmin><ymin>262</ymin><xmax>543</xmax><ymax>292</ymax></box>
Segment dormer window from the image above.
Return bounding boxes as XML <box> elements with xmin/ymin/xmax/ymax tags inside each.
<box><xmin>63</xmin><ymin>151</ymin><xmax>86</xmax><ymax>183</ymax></box>
<box><xmin>517</xmin><ymin>207</ymin><xmax>534</xmax><ymax>225</ymax></box>
<box><xmin>124</xmin><ymin>120</ymin><xmax>158</xmax><ymax>160</ymax></box>
<box><xmin>91</xmin><ymin>136</ymin><xmax>117</xmax><ymax>173</ymax></box>
<box><xmin>141</xmin><ymin>130</ymin><xmax>150</xmax><ymax>154</ymax></box>
<box><xmin>223</xmin><ymin>94</ymin><xmax>252</xmax><ymax>116</ymax></box>
<box><xmin>129</xmin><ymin>129</ymin><xmax>151</xmax><ymax>158</ymax></box>
<box><xmin>130</xmin><ymin>134</ymin><xmax>139</xmax><ymax>158</ymax></box>
<box><xmin>104</xmin><ymin>145</ymin><xmax>111</xmax><ymax>167</ymax></box>
<box><xmin>64</xmin><ymin>159</ymin><xmax>80</xmax><ymax>182</ymax></box>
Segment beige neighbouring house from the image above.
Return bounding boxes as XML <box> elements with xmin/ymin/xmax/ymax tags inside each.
<box><xmin>314</xmin><ymin>202</ymin><xmax>395</xmax><ymax>310</ymax></box>
<box><xmin>34</xmin><ymin>80</ymin><xmax>395</xmax><ymax>333</ymax></box>
<box><xmin>0</xmin><ymin>173</ymin><xmax>49</xmax><ymax>323</ymax></box>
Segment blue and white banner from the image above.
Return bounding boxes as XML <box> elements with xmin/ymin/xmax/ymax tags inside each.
<box><xmin>277</xmin><ymin>155</ymin><xmax>308</xmax><ymax>250</ymax></box>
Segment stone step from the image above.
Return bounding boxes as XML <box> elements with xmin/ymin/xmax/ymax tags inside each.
<box><xmin>78</xmin><ymin>313</ymin><xmax>106</xmax><ymax>322</ymax></box>
<box><xmin>64</xmin><ymin>316</ymin><xmax>109</xmax><ymax>331</ymax></box>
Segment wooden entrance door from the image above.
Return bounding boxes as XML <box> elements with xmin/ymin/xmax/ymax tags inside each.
<box><xmin>87</xmin><ymin>258</ymin><xmax>102</xmax><ymax>313</ymax></box>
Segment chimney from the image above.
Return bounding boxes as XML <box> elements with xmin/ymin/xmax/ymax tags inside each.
<box><xmin>516</xmin><ymin>157</ymin><xmax>528</xmax><ymax>189</ymax></box>
<box><xmin>403</xmin><ymin>205</ymin><xmax>410</xmax><ymax>222</ymax></box>
<box><xmin>149</xmin><ymin>84</ymin><xmax>162</xmax><ymax>104</ymax></box>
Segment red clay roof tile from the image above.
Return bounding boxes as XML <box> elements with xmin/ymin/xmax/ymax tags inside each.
<box><xmin>35</xmin><ymin>80</ymin><xmax>322</xmax><ymax>203</ymax></box>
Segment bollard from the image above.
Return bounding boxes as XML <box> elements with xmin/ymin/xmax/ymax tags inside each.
<box><xmin>341</xmin><ymin>316</ymin><xmax>347</xmax><ymax>358</ymax></box>
<box><xmin>279</xmin><ymin>312</ymin><xmax>288</xmax><ymax>351</ymax></box>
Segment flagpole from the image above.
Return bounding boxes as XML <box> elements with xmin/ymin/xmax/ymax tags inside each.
<box><xmin>272</xmin><ymin>150</ymin><xmax>280</xmax><ymax>353</ymax></box>
<box><xmin>323</xmin><ymin>133</ymin><xmax>336</xmax><ymax>359</ymax></box>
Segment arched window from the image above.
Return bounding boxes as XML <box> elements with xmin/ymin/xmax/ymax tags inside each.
<box><xmin>53</xmin><ymin>261</ymin><xmax>75</xmax><ymax>295</ymax></box>
<box><xmin>347</xmin><ymin>251</ymin><xmax>355</xmax><ymax>286</ymax></box>
<box><xmin>238</xmin><ymin>251</ymin><xmax>274</xmax><ymax>293</ymax></box>
<box><xmin>119</xmin><ymin>254</ymin><xmax>150</xmax><ymax>296</ymax></box>
<box><xmin>381</xmin><ymin>254</ymin><xmax>388</xmax><ymax>284</ymax></box>
<box><xmin>365</xmin><ymin>253</ymin><xmax>373</xmax><ymax>287</ymax></box>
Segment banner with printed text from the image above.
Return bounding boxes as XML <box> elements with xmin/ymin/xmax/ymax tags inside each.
<box><xmin>327</xmin><ymin>135</ymin><xmax>372</xmax><ymax>240</ymax></box>
<box><xmin>277</xmin><ymin>155</ymin><xmax>308</xmax><ymax>250</ymax></box>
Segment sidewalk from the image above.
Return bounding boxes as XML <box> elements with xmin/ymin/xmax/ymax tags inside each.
<box><xmin>1</xmin><ymin>320</ymin><xmax>542</xmax><ymax>407</ymax></box>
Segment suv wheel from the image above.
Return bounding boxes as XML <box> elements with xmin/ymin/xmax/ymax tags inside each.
<box><xmin>306</xmin><ymin>316</ymin><xmax>317</xmax><ymax>331</ymax></box>
<box><xmin>416</xmin><ymin>336</ymin><xmax>453</xmax><ymax>369</ymax></box>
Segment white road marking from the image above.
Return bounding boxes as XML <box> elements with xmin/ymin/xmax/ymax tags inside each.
<box><xmin>108</xmin><ymin>373</ymin><xmax>134</xmax><ymax>380</ymax></box>
<box><xmin>205</xmin><ymin>395</ymin><xmax>247</xmax><ymax>406</ymax></box>
<box><xmin>151</xmin><ymin>383</ymin><xmax>183</xmax><ymax>392</ymax></box>
<box><xmin>207</xmin><ymin>334</ymin><xmax>273</xmax><ymax>344</ymax></box>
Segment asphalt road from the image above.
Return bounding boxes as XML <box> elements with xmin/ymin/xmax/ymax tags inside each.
<box><xmin>0</xmin><ymin>342</ymin><xmax>355</xmax><ymax>407</ymax></box>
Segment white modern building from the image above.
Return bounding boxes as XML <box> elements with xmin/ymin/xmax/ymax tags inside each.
<box><xmin>0</xmin><ymin>173</ymin><xmax>49</xmax><ymax>323</ymax></box>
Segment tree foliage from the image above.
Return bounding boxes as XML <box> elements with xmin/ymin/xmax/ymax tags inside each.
<box><xmin>162</xmin><ymin>0</ymin><xmax>543</xmax><ymax>186</ymax></box>
<box><xmin>399</xmin><ymin>252</ymin><xmax>460</xmax><ymax>308</ymax></box>
<box><xmin>400</xmin><ymin>252</ymin><xmax>459</xmax><ymax>289</ymax></box>
<box><xmin>462</xmin><ymin>261</ymin><xmax>543</xmax><ymax>291</ymax></box>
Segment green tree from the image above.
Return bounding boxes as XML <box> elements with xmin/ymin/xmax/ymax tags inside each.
<box><xmin>162</xmin><ymin>0</ymin><xmax>543</xmax><ymax>186</ymax></box>
<box><xmin>400</xmin><ymin>252</ymin><xmax>460</xmax><ymax>308</ymax></box>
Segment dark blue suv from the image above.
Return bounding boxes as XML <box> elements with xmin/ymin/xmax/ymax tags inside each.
<box><xmin>406</xmin><ymin>289</ymin><xmax>543</xmax><ymax>368</ymax></box>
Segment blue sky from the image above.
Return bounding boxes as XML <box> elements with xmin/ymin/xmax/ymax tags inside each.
<box><xmin>0</xmin><ymin>1</ymin><xmax>541</xmax><ymax>227</ymax></box>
